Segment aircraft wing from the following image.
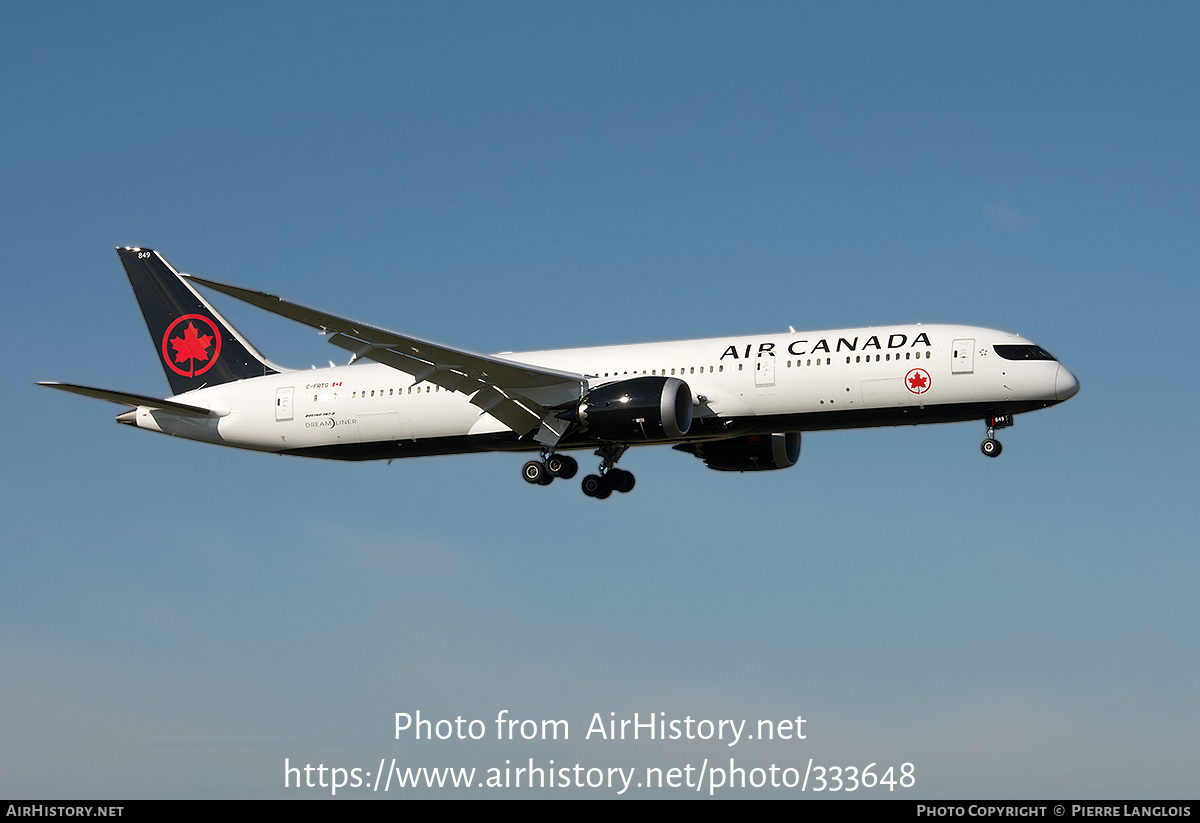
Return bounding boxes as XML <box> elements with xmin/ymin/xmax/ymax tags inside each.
<box><xmin>37</xmin><ymin>382</ymin><xmax>220</xmax><ymax>417</ymax></box>
<box><xmin>184</xmin><ymin>275</ymin><xmax>585</xmax><ymax>440</ymax></box>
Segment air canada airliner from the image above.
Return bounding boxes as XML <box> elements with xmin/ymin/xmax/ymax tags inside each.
<box><xmin>42</xmin><ymin>248</ymin><xmax>1079</xmax><ymax>499</ymax></box>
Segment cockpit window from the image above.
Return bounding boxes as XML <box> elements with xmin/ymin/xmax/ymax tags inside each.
<box><xmin>993</xmin><ymin>344</ymin><xmax>1056</xmax><ymax>361</ymax></box>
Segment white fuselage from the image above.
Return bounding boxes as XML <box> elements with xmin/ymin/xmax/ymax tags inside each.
<box><xmin>126</xmin><ymin>324</ymin><xmax>1077</xmax><ymax>460</ymax></box>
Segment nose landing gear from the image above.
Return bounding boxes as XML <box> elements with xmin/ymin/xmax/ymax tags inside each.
<box><xmin>981</xmin><ymin>414</ymin><xmax>1013</xmax><ymax>458</ymax></box>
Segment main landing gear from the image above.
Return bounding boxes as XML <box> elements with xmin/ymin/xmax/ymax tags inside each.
<box><xmin>581</xmin><ymin>443</ymin><xmax>634</xmax><ymax>499</ymax></box>
<box><xmin>522</xmin><ymin>451</ymin><xmax>579</xmax><ymax>486</ymax></box>
<box><xmin>521</xmin><ymin>444</ymin><xmax>636</xmax><ymax>499</ymax></box>
<box><xmin>981</xmin><ymin>414</ymin><xmax>1013</xmax><ymax>458</ymax></box>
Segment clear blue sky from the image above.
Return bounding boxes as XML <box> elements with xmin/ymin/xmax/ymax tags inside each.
<box><xmin>3</xmin><ymin>1</ymin><xmax>1197</xmax><ymax>798</ymax></box>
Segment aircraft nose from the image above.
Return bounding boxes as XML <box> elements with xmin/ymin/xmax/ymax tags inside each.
<box><xmin>1055</xmin><ymin>365</ymin><xmax>1080</xmax><ymax>401</ymax></box>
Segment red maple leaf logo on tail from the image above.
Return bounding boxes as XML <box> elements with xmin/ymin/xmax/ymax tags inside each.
<box><xmin>161</xmin><ymin>315</ymin><xmax>222</xmax><ymax>378</ymax></box>
<box><xmin>170</xmin><ymin>322</ymin><xmax>212</xmax><ymax>365</ymax></box>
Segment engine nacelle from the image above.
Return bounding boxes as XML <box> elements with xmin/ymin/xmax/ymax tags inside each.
<box><xmin>679</xmin><ymin>432</ymin><xmax>801</xmax><ymax>472</ymax></box>
<box><xmin>575</xmin><ymin>376</ymin><xmax>692</xmax><ymax>442</ymax></box>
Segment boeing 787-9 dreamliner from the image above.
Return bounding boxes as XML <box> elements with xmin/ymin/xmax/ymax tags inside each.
<box><xmin>42</xmin><ymin>248</ymin><xmax>1079</xmax><ymax>498</ymax></box>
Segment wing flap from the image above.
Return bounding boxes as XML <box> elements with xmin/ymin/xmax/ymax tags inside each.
<box><xmin>325</xmin><ymin>332</ymin><xmax>545</xmax><ymax>433</ymax></box>
<box><xmin>471</xmin><ymin>392</ymin><xmax>543</xmax><ymax>433</ymax></box>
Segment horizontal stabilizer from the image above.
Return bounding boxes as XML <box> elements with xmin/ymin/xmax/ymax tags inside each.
<box><xmin>37</xmin><ymin>382</ymin><xmax>218</xmax><ymax>417</ymax></box>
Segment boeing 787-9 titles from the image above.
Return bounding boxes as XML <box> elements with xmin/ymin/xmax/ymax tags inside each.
<box><xmin>42</xmin><ymin>248</ymin><xmax>1079</xmax><ymax>498</ymax></box>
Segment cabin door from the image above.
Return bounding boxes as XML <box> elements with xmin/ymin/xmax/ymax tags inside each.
<box><xmin>275</xmin><ymin>387</ymin><xmax>294</xmax><ymax>421</ymax></box>
<box><xmin>951</xmin><ymin>339</ymin><xmax>975</xmax><ymax>374</ymax></box>
<box><xmin>755</xmin><ymin>356</ymin><xmax>776</xmax><ymax>387</ymax></box>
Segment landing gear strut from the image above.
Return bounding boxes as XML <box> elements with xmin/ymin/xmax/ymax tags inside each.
<box><xmin>981</xmin><ymin>415</ymin><xmax>1013</xmax><ymax>458</ymax></box>
<box><xmin>582</xmin><ymin>443</ymin><xmax>635</xmax><ymax>499</ymax></box>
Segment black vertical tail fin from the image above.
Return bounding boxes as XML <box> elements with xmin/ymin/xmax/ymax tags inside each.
<box><xmin>116</xmin><ymin>247</ymin><xmax>278</xmax><ymax>395</ymax></box>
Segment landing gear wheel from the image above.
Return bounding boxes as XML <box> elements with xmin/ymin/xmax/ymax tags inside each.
<box><xmin>582</xmin><ymin>474</ymin><xmax>611</xmax><ymax>499</ymax></box>
<box><xmin>546</xmin><ymin>454</ymin><xmax>578</xmax><ymax>479</ymax></box>
<box><xmin>981</xmin><ymin>438</ymin><xmax>1002</xmax><ymax>458</ymax></box>
<box><xmin>606</xmin><ymin>468</ymin><xmax>636</xmax><ymax>493</ymax></box>
<box><xmin>523</xmin><ymin>460</ymin><xmax>552</xmax><ymax>484</ymax></box>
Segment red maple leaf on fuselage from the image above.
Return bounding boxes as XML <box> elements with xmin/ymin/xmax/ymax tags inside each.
<box><xmin>171</xmin><ymin>322</ymin><xmax>213</xmax><ymax>365</ymax></box>
<box><xmin>908</xmin><ymin>371</ymin><xmax>928</xmax><ymax>390</ymax></box>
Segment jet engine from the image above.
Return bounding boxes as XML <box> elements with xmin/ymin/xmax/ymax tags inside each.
<box><xmin>676</xmin><ymin>432</ymin><xmax>801</xmax><ymax>471</ymax></box>
<box><xmin>572</xmin><ymin>376</ymin><xmax>692</xmax><ymax>442</ymax></box>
